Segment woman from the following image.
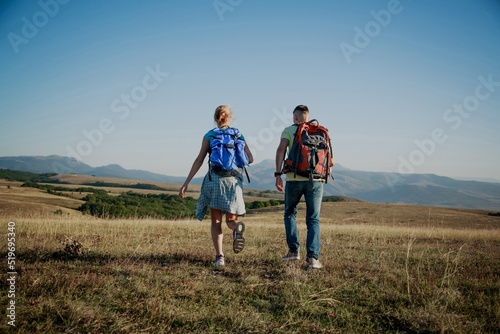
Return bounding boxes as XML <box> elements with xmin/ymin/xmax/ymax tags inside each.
<box><xmin>179</xmin><ymin>105</ymin><xmax>254</xmax><ymax>266</ymax></box>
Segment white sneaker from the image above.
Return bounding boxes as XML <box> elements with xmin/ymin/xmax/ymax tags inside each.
<box><xmin>307</xmin><ymin>257</ymin><xmax>323</xmax><ymax>269</ymax></box>
<box><xmin>213</xmin><ymin>254</ymin><xmax>225</xmax><ymax>266</ymax></box>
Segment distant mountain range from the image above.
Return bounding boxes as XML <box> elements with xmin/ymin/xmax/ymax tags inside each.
<box><xmin>0</xmin><ymin>155</ymin><xmax>186</xmax><ymax>184</ymax></box>
<box><xmin>1</xmin><ymin>155</ymin><xmax>499</xmax><ymax>211</ymax></box>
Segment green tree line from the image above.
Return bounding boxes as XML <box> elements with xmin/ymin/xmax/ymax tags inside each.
<box><xmin>77</xmin><ymin>192</ymin><xmax>283</xmax><ymax>219</ymax></box>
<box><xmin>0</xmin><ymin>169</ymin><xmax>57</xmax><ymax>183</ymax></box>
<box><xmin>83</xmin><ymin>181</ymin><xmax>167</xmax><ymax>191</ymax></box>
<box><xmin>246</xmin><ymin>199</ymin><xmax>282</xmax><ymax>209</ymax></box>
<box><xmin>78</xmin><ymin>191</ymin><xmax>198</xmax><ymax>219</ymax></box>
<box><xmin>21</xmin><ymin>182</ymin><xmax>107</xmax><ymax>196</ymax></box>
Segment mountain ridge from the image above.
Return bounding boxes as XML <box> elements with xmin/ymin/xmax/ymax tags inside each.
<box><xmin>1</xmin><ymin>155</ymin><xmax>499</xmax><ymax>210</ymax></box>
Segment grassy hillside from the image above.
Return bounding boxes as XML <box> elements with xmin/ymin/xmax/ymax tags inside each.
<box><xmin>1</xmin><ymin>172</ymin><xmax>289</xmax><ymax>220</ymax></box>
<box><xmin>2</xmin><ymin>213</ymin><xmax>499</xmax><ymax>333</ymax></box>
<box><xmin>3</xmin><ymin>157</ymin><xmax>500</xmax><ymax>209</ymax></box>
<box><xmin>1</xmin><ymin>174</ymin><xmax>499</xmax><ymax>332</ymax></box>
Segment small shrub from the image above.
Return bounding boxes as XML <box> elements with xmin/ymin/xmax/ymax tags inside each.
<box><xmin>60</xmin><ymin>236</ymin><xmax>84</xmax><ymax>256</ymax></box>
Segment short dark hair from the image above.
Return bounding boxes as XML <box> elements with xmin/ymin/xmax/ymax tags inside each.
<box><xmin>293</xmin><ymin>105</ymin><xmax>309</xmax><ymax>115</ymax></box>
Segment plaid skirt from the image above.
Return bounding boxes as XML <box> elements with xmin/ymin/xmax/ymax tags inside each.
<box><xmin>195</xmin><ymin>171</ymin><xmax>246</xmax><ymax>221</ymax></box>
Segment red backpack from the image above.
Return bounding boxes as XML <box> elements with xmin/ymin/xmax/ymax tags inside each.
<box><xmin>282</xmin><ymin>119</ymin><xmax>334</xmax><ymax>183</ymax></box>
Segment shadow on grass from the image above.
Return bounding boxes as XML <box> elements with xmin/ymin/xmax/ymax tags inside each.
<box><xmin>17</xmin><ymin>249</ymin><xmax>290</xmax><ymax>281</ymax></box>
<box><xmin>17</xmin><ymin>248</ymin><xmax>211</xmax><ymax>267</ymax></box>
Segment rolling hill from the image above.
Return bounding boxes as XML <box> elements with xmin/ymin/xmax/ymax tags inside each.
<box><xmin>1</xmin><ymin>155</ymin><xmax>499</xmax><ymax>210</ymax></box>
<box><xmin>0</xmin><ymin>155</ymin><xmax>185</xmax><ymax>183</ymax></box>
<box><xmin>251</xmin><ymin>160</ymin><xmax>500</xmax><ymax>210</ymax></box>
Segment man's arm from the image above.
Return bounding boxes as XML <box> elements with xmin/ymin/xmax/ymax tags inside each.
<box><xmin>275</xmin><ymin>137</ymin><xmax>289</xmax><ymax>192</ymax></box>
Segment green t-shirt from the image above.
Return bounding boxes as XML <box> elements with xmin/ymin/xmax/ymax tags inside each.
<box><xmin>281</xmin><ymin>124</ymin><xmax>323</xmax><ymax>182</ymax></box>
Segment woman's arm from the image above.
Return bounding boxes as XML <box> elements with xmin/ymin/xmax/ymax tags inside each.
<box><xmin>179</xmin><ymin>138</ymin><xmax>210</xmax><ymax>198</ymax></box>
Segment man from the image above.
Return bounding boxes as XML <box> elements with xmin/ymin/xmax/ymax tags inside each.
<box><xmin>274</xmin><ymin>105</ymin><xmax>333</xmax><ymax>269</ymax></box>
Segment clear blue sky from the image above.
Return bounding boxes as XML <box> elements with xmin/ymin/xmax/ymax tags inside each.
<box><xmin>1</xmin><ymin>0</ymin><xmax>500</xmax><ymax>180</ymax></box>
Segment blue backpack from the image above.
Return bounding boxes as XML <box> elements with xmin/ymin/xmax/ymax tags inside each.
<box><xmin>208</xmin><ymin>127</ymin><xmax>250</xmax><ymax>182</ymax></box>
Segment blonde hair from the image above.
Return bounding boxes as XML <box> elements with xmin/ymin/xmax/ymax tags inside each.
<box><xmin>214</xmin><ymin>105</ymin><xmax>232</xmax><ymax>128</ymax></box>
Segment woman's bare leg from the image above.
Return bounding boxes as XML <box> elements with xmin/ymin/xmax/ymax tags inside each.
<box><xmin>225</xmin><ymin>213</ymin><xmax>238</xmax><ymax>230</ymax></box>
<box><xmin>210</xmin><ymin>208</ymin><xmax>224</xmax><ymax>255</ymax></box>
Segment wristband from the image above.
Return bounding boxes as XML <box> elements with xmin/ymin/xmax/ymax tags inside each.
<box><xmin>274</xmin><ymin>172</ymin><xmax>283</xmax><ymax>177</ymax></box>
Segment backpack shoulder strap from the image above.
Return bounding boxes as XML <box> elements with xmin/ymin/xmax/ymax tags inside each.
<box><xmin>207</xmin><ymin>128</ymin><xmax>220</xmax><ymax>180</ymax></box>
<box><xmin>209</xmin><ymin>127</ymin><xmax>222</xmax><ymax>139</ymax></box>
<box><xmin>294</xmin><ymin>122</ymin><xmax>308</xmax><ymax>141</ymax></box>
<box><xmin>227</xmin><ymin>127</ymin><xmax>242</xmax><ymax>138</ymax></box>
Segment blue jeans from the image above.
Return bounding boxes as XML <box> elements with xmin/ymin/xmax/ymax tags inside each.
<box><xmin>283</xmin><ymin>181</ymin><xmax>324</xmax><ymax>260</ymax></box>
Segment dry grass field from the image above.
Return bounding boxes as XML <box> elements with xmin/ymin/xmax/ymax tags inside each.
<box><xmin>0</xmin><ymin>180</ymin><xmax>83</xmax><ymax>218</ymax></box>
<box><xmin>1</xmin><ymin>179</ymin><xmax>499</xmax><ymax>333</ymax></box>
